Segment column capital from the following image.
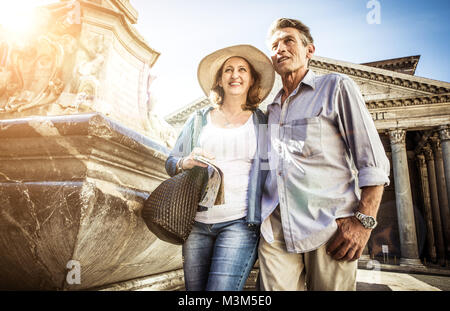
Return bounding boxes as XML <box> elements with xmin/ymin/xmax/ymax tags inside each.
<box><xmin>416</xmin><ymin>153</ymin><xmax>426</xmax><ymax>167</ymax></box>
<box><xmin>423</xmin><ymin>144</ymin><xmax>434</xmax><ymax>161</ymax></box>
<box><xmin>388</xmin><ymin>128</ymin><xmax>406</xmax><ymax>145</ymax></box>
<box><xmin>429</xmin><ymin>134</ymin><xmax>442</xmax><ymax>152</ymax></box>
<box><xmin>438</xmin><ymin>125</ymin><xmax>450</xmax><ymax>141</ymax></box>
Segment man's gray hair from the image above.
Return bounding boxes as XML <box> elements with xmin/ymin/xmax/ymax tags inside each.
<box><xmin>267</xmin><ymin>18</ymin><xmax>314</xmax><ymax>47</ymax></box>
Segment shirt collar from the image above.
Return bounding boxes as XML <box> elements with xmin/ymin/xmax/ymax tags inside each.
<box><xmin>269</xmin><ymin>69</ymin><xmax>316</xmax><ymax>107</ymax></box>
<box><xmin>301</xmin><ymin>69</ymin><xmax>316</xmax><ymax>90</ymax></box>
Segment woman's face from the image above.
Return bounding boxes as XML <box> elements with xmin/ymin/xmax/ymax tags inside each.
<box><xmin>219</xmin><ymin>57</ymin><xmax>254</xmax><ymax>98</ymax></box>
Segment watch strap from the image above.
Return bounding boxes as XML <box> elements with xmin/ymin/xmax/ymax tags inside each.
<box><xmin>354</xmin><ymin>211</ymin><xmax>377</xmax><ymax>229</ymax></box>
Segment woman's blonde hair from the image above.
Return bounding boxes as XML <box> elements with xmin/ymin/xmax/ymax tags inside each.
<box><xmin>209</xmin><ymin>57</ymin><xmax>262</xmax><ymax>111</ymax></box>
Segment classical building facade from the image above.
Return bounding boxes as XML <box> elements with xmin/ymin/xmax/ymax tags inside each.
<box><xmin>165</xmin><ymin>55</ymin><xmax>450</xmax><ymax>267</ymax></box>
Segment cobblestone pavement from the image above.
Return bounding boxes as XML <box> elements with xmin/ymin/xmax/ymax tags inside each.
<box><xmin>356</xmin><ymin>269</ymin><xmax>450</xmax><ymax>291</ymax></box>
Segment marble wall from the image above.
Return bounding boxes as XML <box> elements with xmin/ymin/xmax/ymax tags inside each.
<box><xmin>0</xmin><ymin>113</ymin><xmax>182</xmax><ymax>290</ymax></box>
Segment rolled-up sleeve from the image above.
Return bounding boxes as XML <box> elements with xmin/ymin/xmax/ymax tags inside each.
<box><xmin>165</xmin><ymin>113</ymin><xmax>195</xmax><ymax>177</ymax></box>
<box><xmin>335</xmin><ymin>75</ymin><xmax>390</xmax><ymax>187</ymax></box>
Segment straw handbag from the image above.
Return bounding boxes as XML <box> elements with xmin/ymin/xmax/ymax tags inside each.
<box><xmin>142</xmin><ymin>111</ymin><xmax>207</xmax><ymax>244</ymax></box>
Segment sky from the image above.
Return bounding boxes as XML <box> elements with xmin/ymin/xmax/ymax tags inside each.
<box><xmin>0</xmin><ymin>0</ymin><xmax>449</xmax><ymax>117</ymax></box>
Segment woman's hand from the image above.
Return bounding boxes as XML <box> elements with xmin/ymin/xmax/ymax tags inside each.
<box><xmin>181</xmin><ymin>147</ymin><xmax>215</xmax><ymax>170</ymax></box>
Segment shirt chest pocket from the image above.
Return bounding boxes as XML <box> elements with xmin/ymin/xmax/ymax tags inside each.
<box><xmin>284</xmin><ymin>117</ymin><xmax>323</xmax><ymax>158</ymax></box>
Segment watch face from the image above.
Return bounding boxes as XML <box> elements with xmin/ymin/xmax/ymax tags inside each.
<box><xmin>363</xmin><ymin>217</ymin><xmax>376</xmax><ymax>228</ymax></box>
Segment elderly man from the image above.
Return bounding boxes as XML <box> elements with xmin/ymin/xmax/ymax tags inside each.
<box><xmin>258</xmin><ymin>18</ymin><xmax>390</xmax><ymax>291</ymax></box>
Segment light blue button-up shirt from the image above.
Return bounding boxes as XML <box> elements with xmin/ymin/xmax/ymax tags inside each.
<box><xmin>261</xmin><ymin>69</ymin><xmax>390</xmax><ymax>253</ymax></box>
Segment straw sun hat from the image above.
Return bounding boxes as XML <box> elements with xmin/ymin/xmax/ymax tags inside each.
<box><xmin>197</xmin><ymin>44</ymin><xmax>275</xmax><ymax>103</ymax></box>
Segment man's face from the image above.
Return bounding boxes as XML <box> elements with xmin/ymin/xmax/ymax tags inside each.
<box><xmin>269</xmin><ymin>27</ymin><xmax>313</xmax><ymax>75</ymax></box>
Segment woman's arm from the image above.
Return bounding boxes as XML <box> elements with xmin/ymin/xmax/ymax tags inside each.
<box><xmin>164</xmin><ymin>113</ymin><xmax>196</xmax><ymax>177</ymax></box>
<box><xmin>164</xmin><ymin>111</ymin><xmax>214</xmax><ymax>176</ymax></box>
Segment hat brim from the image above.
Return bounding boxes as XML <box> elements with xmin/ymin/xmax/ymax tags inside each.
<box><xmin>197</xmin><ymin>45</ymin><xmax>275</xmax><ymax>104</ymax></box>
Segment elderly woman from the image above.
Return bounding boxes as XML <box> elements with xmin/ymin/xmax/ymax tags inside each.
<box><xmin>165</xmin><ymin>45</ymin><xmax>274</xmax><ymax>291</ymax></box>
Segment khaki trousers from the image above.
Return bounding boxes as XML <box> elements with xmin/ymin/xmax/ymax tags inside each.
<box><xmin>258</xmin><ymin>206</ymin><xmax>357</xmax><ymax>291</ymax></box>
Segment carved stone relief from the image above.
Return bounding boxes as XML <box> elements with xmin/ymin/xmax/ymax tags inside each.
<box><xmin>0</xmin><ymin>1</ymin><xmax>81</xmax><ymax>115</ymax></box>
<box><xmin>0</xmin><ymin>0</ymin><xmax>179</xmax><ymax>148</ymax></box>
<box><xmin>65</xmin><ymin>33</ymin><xmax>106</xmax><ymax>112</ymax></box>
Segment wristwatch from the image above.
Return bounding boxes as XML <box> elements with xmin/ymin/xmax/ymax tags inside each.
<box><xmin>354</xmin><ymin>211</ymin><xmax>377</xmax><ymax>229</ymax></box>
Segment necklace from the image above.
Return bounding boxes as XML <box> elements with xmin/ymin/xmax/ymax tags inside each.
<box><xmin>217</xmin><ymin>107</ymin><xmax>245</xmax><ymax>128</ymax></box>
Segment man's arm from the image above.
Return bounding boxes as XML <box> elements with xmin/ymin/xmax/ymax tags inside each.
<box><xmin>326</xmin><ymin>75</ymin><xmax>389</xmax><ymax>262</ymax></box>
<box><xmin>326</xmin><ymin>185</ymin><xmax>384</xmax><ymax>261</ymax></box>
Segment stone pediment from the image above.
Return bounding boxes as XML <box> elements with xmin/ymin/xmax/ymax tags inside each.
<box><xmin>279</xmin><ymin>55</ymin><xmax>450</xmax><ymax>105</ymax></box>
<box><xmin>361</xmin><ymin>55</ymin><xmax>421</xmax><ymax>76</ymax></box>
<box><xmin>356</xmin><ymin>80</ymin><xmax>426</xmax><ymax>102</ymax></box>
<box><xmin>310</xmin><ymin>55</ymin><xmax>450</xmax><ymax>96</ymax></box>
<box><xmin>165</xmin><ymin>97</ymin><xmax>210</xmax><ymax>129</ymax></box>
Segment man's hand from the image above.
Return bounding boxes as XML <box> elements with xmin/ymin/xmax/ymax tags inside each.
<box><xmin>327</xmin><ymin>216</ymin><xmax>372</xmax><ymax>261</ymax></box>
<box><xmin>326</xmin><ymin>185</ymin><xmax>384</xmax><ymax>262</ymax></box>
<box><xmin>326</xmin><ymin>216</ymin><xmax>372</xmax><ymax>262</ymax></box>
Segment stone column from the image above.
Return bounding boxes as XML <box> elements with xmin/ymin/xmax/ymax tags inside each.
<box><xmin>423</xmin><ymin>145</ymin><xmax>446</xmax><ymax>265</ymax></box>
<box><xmin>439</xmin><ymin>125</ymin><xmax>450</xmax><ymax>210</ymax></box>
<box><xmin>416</xmin><ymin>153</ymin><xmax>437</xmax><ymax>263</ymax></box>
<box><xmin>389</xmin><ymin>129</ymin><xmax>422</xmax><ymax>266</ymax></box>
<box><xmin>430</xmin><ymin>134</ymin><xmax>450</xmax><ymax>258</ymax></box>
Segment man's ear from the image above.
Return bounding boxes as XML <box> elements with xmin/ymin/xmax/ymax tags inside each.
<box><xmin>306</xmin><ymin>44</ymin><xmax>315</xmax><ymax>59</ymax></box>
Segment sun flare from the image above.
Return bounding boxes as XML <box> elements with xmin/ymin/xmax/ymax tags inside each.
<box><xmin>0</xmin><ymin>0</ymin><xmax>56</xmax><ymax>40</ymax></box>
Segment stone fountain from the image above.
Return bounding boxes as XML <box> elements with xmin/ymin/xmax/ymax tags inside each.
<box><xmin>0</xmin><ymin>0</ymin><xmax>182</xmax><ymax>290</ymax></box>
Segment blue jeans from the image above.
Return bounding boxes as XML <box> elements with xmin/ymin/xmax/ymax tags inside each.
<box><xmin>182</xmin><ymin>218</ymin><xmax>259</xmax><ymax>291</ymax></box>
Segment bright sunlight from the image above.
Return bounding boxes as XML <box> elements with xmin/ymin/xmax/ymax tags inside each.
<box><xmin>0</xmin><ymin>0</ymin><xmax>55</xmax><ymax>40</ymax></box>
